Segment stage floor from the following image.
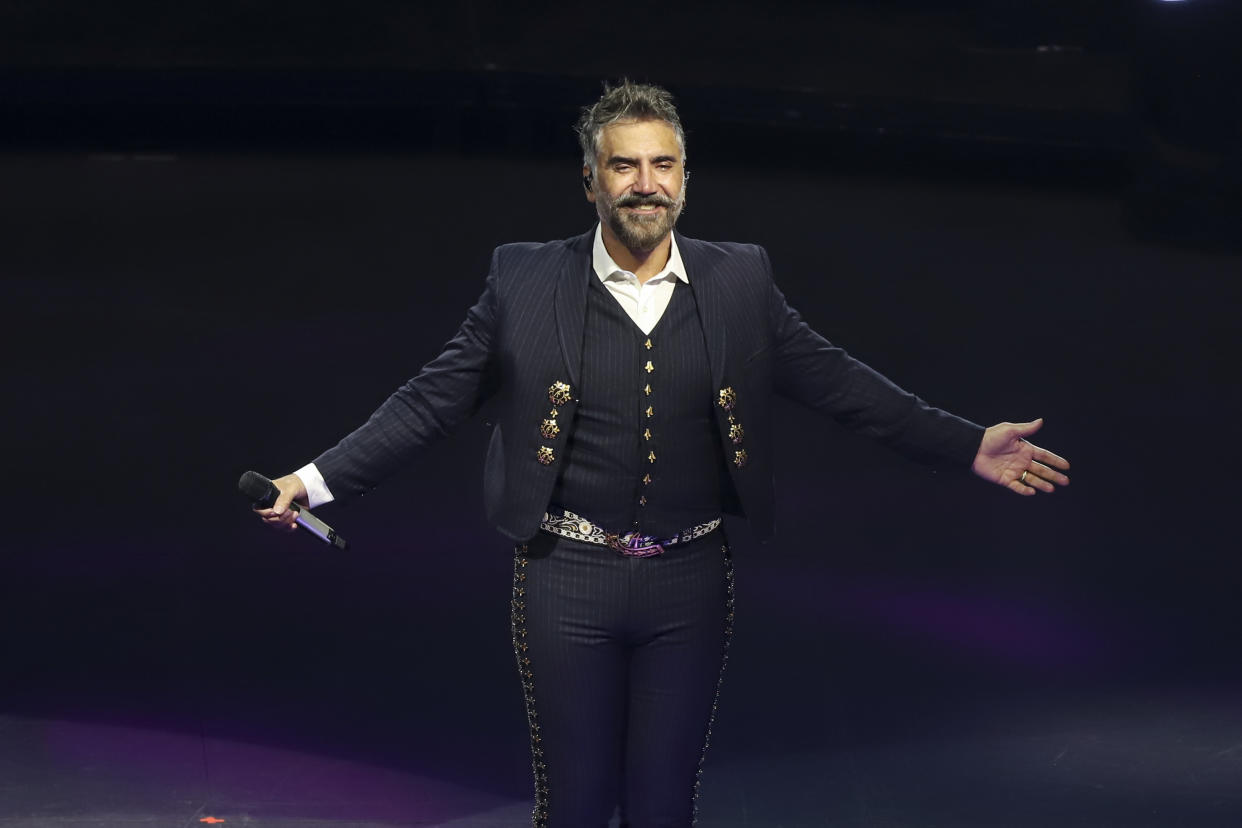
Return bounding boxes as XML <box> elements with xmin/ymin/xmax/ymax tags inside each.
<box><xmin>4</xmin><ymin>686</ymin><xmax>1241</xmax><ymax>827</ymax></box>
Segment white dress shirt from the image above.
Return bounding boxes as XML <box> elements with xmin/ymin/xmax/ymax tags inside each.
<box><xmin>295</xmin><ymin>225</ymin><xmax>687</xmax><ymax>508</ymax></box>
<box><xmin>591</xmin><ymin>223</ymin><xmax>688</xmax><ymax>335</ymax></box>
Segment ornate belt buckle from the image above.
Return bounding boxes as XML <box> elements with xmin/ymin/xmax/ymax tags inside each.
<box><xmin>609</xmin><ymin>532</ymin><xmax>663</xmax><ymax>558</ymax></box>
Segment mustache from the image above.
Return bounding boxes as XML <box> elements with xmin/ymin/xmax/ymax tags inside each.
<box><xmin>615</xmin><ymin>194</ymin><xmax>676</xmax><ymax>209</ymax></box>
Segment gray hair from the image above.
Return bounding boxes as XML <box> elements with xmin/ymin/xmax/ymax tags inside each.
<box><xmin>575</xmin><ymin>80</ymin><xmax>687</xmax><ymax>174</ymax></box>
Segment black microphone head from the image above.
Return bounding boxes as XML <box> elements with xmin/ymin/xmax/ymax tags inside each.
<box><xmin>238</xmin><ymin>470</ymin><xmax>280</xmax><ymax>508</ymax></box>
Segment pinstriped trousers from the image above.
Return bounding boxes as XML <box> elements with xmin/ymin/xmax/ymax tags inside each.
<box><xmin>511</xmin><ymin>531</ymin><xmax>734</xmax><ymax>828</ymax></box>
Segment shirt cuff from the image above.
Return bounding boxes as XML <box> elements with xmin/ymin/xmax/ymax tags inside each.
<box><xmin>293</xmin><ymin>462</ymin><xmax>335</xmax><ymax>509</ymax></box>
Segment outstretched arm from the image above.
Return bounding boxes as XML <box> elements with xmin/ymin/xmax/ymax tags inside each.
<box><xmin>971</xmin><ymin>418</ymin><xmax>1070</xmax><ymax>495</ymax></box>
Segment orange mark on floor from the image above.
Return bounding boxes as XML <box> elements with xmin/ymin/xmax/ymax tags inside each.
<box><xmin>200</xmin><ymin>819</ymin><xmax>226</xmax><ymax>825</ymax></box>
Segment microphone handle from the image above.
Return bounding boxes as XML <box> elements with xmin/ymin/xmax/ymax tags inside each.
<box><xmin>290</xmin><ymin>502</ymin><xmax>350</xmax><ymax>551</ymax></box>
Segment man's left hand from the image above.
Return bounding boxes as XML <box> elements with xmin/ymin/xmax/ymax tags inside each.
<box><xmin>972</xmin><ymin>418</ymin><xmax>1070</xmax><ymax>495</ymax></box>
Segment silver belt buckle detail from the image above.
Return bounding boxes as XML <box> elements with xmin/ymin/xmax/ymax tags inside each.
<box><xmin>609</xmin><ymin>532</ymin><xmax>664</xmax><ymax>558</ymax></box>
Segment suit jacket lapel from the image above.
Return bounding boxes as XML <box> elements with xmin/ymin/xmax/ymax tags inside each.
<box><xmin>552</xmin><ymin>230</ymin><xmax>593</xmax><ymax>389</ymax></box>
<box><xmin>679</xmin><ymin>232</ymin><xmax>728</xmax><ymax>390</ymax></box>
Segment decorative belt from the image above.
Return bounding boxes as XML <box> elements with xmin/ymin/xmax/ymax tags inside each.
<box><xmin>539</xmin><ymin>508</ymin><xmax>722</xmax><ymax>558</ymax></box>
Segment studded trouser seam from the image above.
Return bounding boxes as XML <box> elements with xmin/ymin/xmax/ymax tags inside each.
<box><xmin>691</xmin><ymin>544</ymin><xmax>735</xmax><ymax>825</ymax></box>
<box><xmin>512</xmin><ymin>545</ymin><xmax>549</xmax><ymax>827</ymax></box>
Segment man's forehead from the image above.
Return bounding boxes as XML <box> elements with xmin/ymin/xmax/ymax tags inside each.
<box><xmin>597</xmin><ymin>119</ymin><xmax>682</xmax><ymax>156</ymax></box>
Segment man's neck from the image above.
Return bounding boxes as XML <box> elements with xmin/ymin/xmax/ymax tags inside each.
<box><xmin>600</xmin><ymin>225</ymin><xmax>672</xmax><ymax>285</ymax></box>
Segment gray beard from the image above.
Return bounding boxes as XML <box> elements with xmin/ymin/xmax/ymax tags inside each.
<box><xmin>599</xmin><ymin>191</ymin><xmax>686</xmax><ymax>253</ymax></box>
<box><xmin>608</xmin><ymin>211</ymin><xmax>676</xmax><ymax>252</ymax></box>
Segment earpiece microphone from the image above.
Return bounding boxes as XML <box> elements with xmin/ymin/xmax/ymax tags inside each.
<box><xmin>583</xmin><ymin>173</ymin><xmax>593</xmax><ymax>191</ymax></box>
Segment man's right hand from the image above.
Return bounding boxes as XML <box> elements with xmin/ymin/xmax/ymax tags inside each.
<box><xmin>253</xmin><ymin>473</ymin><xmax>309</xmax><ymax>532</ymax></box>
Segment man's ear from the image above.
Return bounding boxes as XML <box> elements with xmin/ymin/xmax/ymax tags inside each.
<box><xmin>582</xmin><ymin>166</ymin><xmax>595</xmax><ymax>202</ymax></box>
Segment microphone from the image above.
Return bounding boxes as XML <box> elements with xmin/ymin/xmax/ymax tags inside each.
<box><xmin>238</xmin><ymin>470</ymin><xmax>350</xmax><ymax>551</ymax></box>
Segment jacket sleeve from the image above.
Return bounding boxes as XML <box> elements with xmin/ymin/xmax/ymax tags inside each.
<box><xmin>312</xmin><ymin>249</ymin><xmax>503</xmax><ymax>500</ymax></box>
<box><xmin>763</xmin><ymin>248</ymin><xmax>983</xmax><ymax>467</ymax></box>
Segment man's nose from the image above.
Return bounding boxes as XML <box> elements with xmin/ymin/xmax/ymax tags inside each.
<box><xmin>632</xmin><ymin>164</ymin><xmax>656</xmax><ymax>194</ymax></box>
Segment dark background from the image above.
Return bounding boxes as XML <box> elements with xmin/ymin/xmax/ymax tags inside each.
<box><xmin>2</xmin><ymin>1</ymin><xmax>1241</xmax><ymax>825</ymax></box>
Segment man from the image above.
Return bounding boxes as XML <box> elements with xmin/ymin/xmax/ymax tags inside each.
<box><xmin>256</xmin><ymin>81</ymin><xmax>1070</xmax><ymax>828</ymax></box>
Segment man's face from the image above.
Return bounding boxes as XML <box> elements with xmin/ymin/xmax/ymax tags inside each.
<box><xmin>586</xmin><ymin>118</ymin><xmax>686</xmax><ymax>253</ymax></box>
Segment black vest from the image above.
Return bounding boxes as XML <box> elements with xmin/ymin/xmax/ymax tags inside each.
<box><xmin>550</xmin><ymin>277</ymin><xmax>724</xmax><ymax>537</ymax></box>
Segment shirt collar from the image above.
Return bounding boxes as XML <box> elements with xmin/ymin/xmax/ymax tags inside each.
<box><xmin>591</xmin><ymin>223</ymin><xmax>689</xmax><ymax>285</ymax></box>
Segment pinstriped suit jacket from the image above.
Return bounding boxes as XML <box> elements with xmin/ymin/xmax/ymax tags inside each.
<box><xmin>314</xmin><ymin>228</ymin><xmax>984</xmax><ymax>541</ymax></box>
